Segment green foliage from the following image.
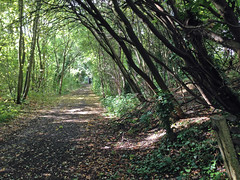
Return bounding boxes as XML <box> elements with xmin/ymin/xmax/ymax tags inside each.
<box><xmin>139</xmin><ymin>111</ymin><xmax>152</xmax><ymax>127</ymax></box>
<box><xmin>60</xmin><ymin>73</ymin><xmax>82</xmax><ymax>94</ymax></box>
<box><xmin>101</xmin><ymin>94</ymin><xmax>139</xmax><ymax>117</ymax></box>
<box><xmin>111</xmin><ymin>95</ymin><xmax>176</xmax><ymax>136</ymax></box>
<box><xmin>155</xmin><ymin>91</ymin><xmax>174</xmax><ymax>122</ymax></box>
<box><xmin>155</xmin><ymin>91</ymin><xmax>175</xmax><ymax>138</ymax></box>
<box><xmin>128</xmin><ymin>123</ymin><xmax>226</xmax><ymax>179</ymax></box>
<box><xmin>0</xmin><ymin>100</ymin><xmax>20</xmax><ymax>123</ymax></box>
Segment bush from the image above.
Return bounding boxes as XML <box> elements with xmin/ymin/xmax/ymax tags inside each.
<box><xmin>0</xmin><ymin>100</ymin><xmax>20</xmax><ymax>123</ymax></box>
<box><xmin>101</xmin><ymin>93</ymin><xmax>139</xmax><ymax>117</ymax></box>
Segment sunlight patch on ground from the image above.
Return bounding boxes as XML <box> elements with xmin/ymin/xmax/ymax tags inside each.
<box><xmin>36</xmin><ymin>109</ymin><xmax>60</xmax><ymax>114</ymax></box>
<box><xmin>66</xmin><ymin>108</ymin><xmax>84</xmax><ymax>113</ymax></box>
<box><xmin>40</xmin><ymin>115</ymin><xmax>56</xmax><ymax>118</ymax></box>
<box><xmin>113</xmin><ymin>116</ymin><xmax>209</xmax><ymax>150</ymax></box>
<box><xmin>172</xmin><ymin>116</ymin><xmax>209</xmax><ymax>129</ymax></box>
<box><xmin>60</xmin><ymin>96</ymin><xmax>85</xmax><ymax>100</ymax></box>
<box><xmin>101</xmin><ymin>146</ymin><xmax>111</xmax><ymax>149</ymax></box>
<box><xmin>86</xmin><ymin>94</ymin><xmax>98</xmax><ymax>97</ymax></box>
<box><xmin>52</xmin><ymin>119</ymin><xmax>90</xmax><ymax>124</ymax></box>
<box><xmin>73</xmin><ymin>110</ymin><xmax>100</xmax><ymax>115</ymax></box>
<box><xmin>114</xmin><ymin>130</ymin><xmax>166</xmax><ymax>150</ymax></box>
<box><xmin>145</xmin><ymin>130</ymin><xmax>166</xmax><ymax>141</ymax></box>
<box><xmin>60</xmin><ymin>108</ymin><xmax>103</xmax><ymax>115</ymax></box>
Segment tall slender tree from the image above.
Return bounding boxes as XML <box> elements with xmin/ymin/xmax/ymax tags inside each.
<box><xmin>16</xmin><ymin>0</ymin><xmax>25</xmax><ymax>104</ymax></box>
<box><xmin>23</xmin><ymin>0</ymin><xmax>42</xmax><ymax>100</ymax></box>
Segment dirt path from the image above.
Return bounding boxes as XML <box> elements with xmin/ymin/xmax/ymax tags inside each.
<box><xmin>0</xmin><ymin>85</ymin><xmax>130</xmax><ymax>179</ymax></box>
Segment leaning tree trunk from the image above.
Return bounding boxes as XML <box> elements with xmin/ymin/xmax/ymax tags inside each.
<box><xmin>81</xmin><ymin>19</ymin><xmax>146</xmax><ymax>102</ymax></box>
<box><xmin>82</xmin><ymin>0</ymin><xmax>160</xmax><ymax>95</ymax></box>
<box><xmin>128</xmin><ymin>0</ymin><xmax>240</xmax><ymax>116</ymax></box>
<box><xmin>186</xmin><ymin>30</ymin><xmax>240</xmax><ymax>115</ymax></box>
<box><xmin>113</xmin><ymin>1</ymin><xmax>184</xmax><ymax>120</ymax></box>
<box><xmin>113</xmin><ymin>1</ymin><xmax>171</xmax><ymax>94</ymax></box>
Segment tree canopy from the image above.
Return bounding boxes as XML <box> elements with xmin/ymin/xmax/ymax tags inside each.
<box><xmin>1</xmin><ymin>0</ymin><xmax>240</xmax><ymax>178</ymax></box>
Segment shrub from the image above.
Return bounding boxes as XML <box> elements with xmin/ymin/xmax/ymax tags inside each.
<box><xmin>101</xmin><ymin>93</ymin><xmax>139</xmax><ymax>117</ymax></box>
<box><xmin>0</xmin><ymin>100</ymin><xmax>20</xmax><ymax>123</ymax></box>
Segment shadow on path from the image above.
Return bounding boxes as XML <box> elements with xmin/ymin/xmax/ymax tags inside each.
<box><xmin>0</xmin><ymin>85</ymin><xmax>124</xmax><ymax>179</ymax></box>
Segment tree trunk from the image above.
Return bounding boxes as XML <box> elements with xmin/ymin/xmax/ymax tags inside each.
<box><xmin>16</xmin><ymin>0</ymin><xmax>25</xmax><ymax>104</ymax></box>
<box><xmin>113</xmin><ymin>1</ymin><xmax>170</xmax><ymax>93</ymax></box>
<box><xmin>23</xmin><ymin>0</ymin><xmax>41</xmax><ymax>100</ymax></box>
<box><xmin>83</xmin><ymin>21</ymin><xmax>146</xmax><ymax>102</ymax></box>
<box><xmin>129</xmin><ymin>0</ymin><xmax>240</xmax><ymax>115</ymax></box>
<box><xmin>113</xmin><ymin>1</ymin><xmax>183</xmax><ymax>119</ymax></box>
<box><xmin>59</xmin><ymin>54</ymin><xmax>66</xmax><ymax>95</ymax></box>
<box><xmin>82</xmin><ymin>1</ymin><xmax>158</xmax><ymax>96</ymax></box>
<box><xmin>211</xmin><ymin>115</ymin><xmax>240</xmax><ymax>180</ymax></box>
<box><xmin>58</xmin><ymin>64</ymin><xmax>65</xmax><ymax>95</ymax></box>
<box><xmin>212</xmin><ymin>0</ymin><xmax>240</xmax><ymax>43</ymax></box>
<box><xmin>59</xmin><ymin>39</ymin><xmax>70</xmax><ymax>95</ymax></box>
<box><xmin>186</xmin><ymin>29</ymin><xmax>240</xmax><ymax>115</ymax></box>
<box><xmin>36</xmin><ymin>34</ymin><xmax>45</xmax><ymax>90</ymax></box>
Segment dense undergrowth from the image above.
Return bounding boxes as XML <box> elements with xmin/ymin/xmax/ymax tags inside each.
<box><xmin>101</xmin><ymin>93</ymin><xmax>227</xmax><ymax>179</ymax></box>
<box><xmin>101</xmin><ymin>93</ymin><xmax>140</xmax><ymax>117</ymax></box>
<box><xmin>127</xmin><ymin>122</ymin><xmax>226</xmax><ymax>179</ymax></box>
<box><xmin>0</xmin><ymin>100</ymin><xmax>20</xmax><ymax>123</ymax></box>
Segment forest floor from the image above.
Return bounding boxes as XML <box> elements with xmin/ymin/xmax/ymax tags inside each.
<box><xmin>0</xmin><ymin>85</ymin><xmax>226</xmax><ymax>179</ymax></box>
<box><xmin>0</xmin><ymin>84</ymin><xmax>127</xmax><ymax>179</ymax></box>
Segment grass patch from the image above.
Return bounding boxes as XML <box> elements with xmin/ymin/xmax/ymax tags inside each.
<box><xmin>25</xmin><ymin>91</ymin><xmax>60</xmax><ymax>109</ymax></box>
<box><xmin>0</xmin><ymin>92</ymin><xmax>60</xmax><ymax>125</ymax></box>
